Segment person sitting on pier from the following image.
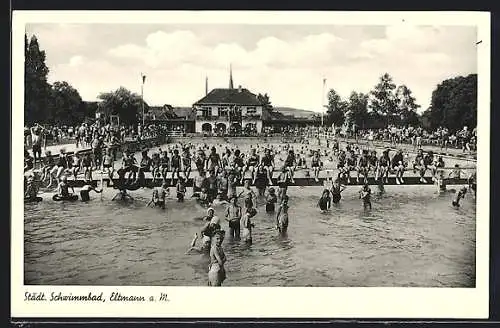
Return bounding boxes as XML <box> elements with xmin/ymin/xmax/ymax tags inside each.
<box><xmin>448</xmin><ymin>164</ymin><xmax>467</xmax><ymax>180</ymax></box>
<box><xmin>81</xmin><ymin>152</ymin><xmax>93</xmax><ymax>183</ymax></box>
<box><xmin>241</xmin><ymin>148</ymin><xmax>260</xmax><ymax>184</ymax></box>
<box><xmin>41</xmin><ymin>150</ymin><xmax>56</xmax><ymax>186</ymax></box>
<box><xmin>344</xmin><ymin>150</ymin><xmax>357</xmax><ymax>184</ymax></box>
<box><xmin>311</xmin><ymin>150</ymin><xmax>322</xmax><ymax>183</ymax></box>
<box><xmin>260</xmin><ymin>148</ymin><xmax>275</xmax><ymax>186</ymax></box>
<box><xmin>120</xmin><ymin>149</ymin><xmax>137</xmax><ymax>184</ymax></box>
<box><xmin>359</xmin><ymin>183</ymin><xmax>372</xmax><ymax>210</ymax></box>
<box><xmin>176</xmin><ymin>177</ymin><xmax>186</xmax><ymax>202</ymax></box>
<box><xmin>102</xmin><ymin>148</ymin><xmax>114</xmax><ymax>182</ymax></box>
<box><xmin>181</xmin><ymin>147</ymin><xmax>192</xmax><ymax>181</ymax></box>
<box><xmin>284</xmin><ymin>149</ymin><xmax>297</xmax><ymax>184</ymax></box>
<box><xmin>368</xmin><ymin>150</ymin><xmax>378</xmax><ymax>177</ymax></box>
<box><xmin>318</xmin><ymin>189</ymin><xmax>332</xmax><ymax>213</ymax></box>
<box><xmin>265</xmin><ymin>187</ymin><xmax>278</xmax><ymax>213</ymax></box>
<box><xmin>159</xmin><ymin>149</ymin><xmax>170</xmax><ymax>183</ymax></box>
<box><xmin>376</xmin><ymin>149</ymin><xmax>390</xmax><ymax>184</ymax></box>
<box><xmin>150</xmin><ymin>152</ymin><xmax>161</xmax><ymax>183</ymax></box>
<box><xmin>337</xmin><ymin>150</ymin><xmax>348</xmax><ymax>182</ymax></box>
<box><xmin>70</xmin><ymin>151</ymin><xmax>81</xmax><ymax>181</ymax></box>
<box><xmin>391</xmin><ymin>149</ymin><xmax>406</xmax><ymax>185</ymax></box>
<box><xmin>170</xmin><ymin>149</ymin><xmax>181</xmax><ymax>184</ymax></box>
<box><xmin>79</xmin><ymin>182</ymin><xmax>103</xmax><ymax>202</ymax></box>
<box><xmin>356</xmin><ymin>150</ymin><xmax>370</xmax><ymax>184</ymax></box>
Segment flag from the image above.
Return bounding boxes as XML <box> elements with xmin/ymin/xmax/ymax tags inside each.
<box><xmin>323</xmin><ymin>78</ymin><xmax>327</xmax><ymax>86</ymax></box>
<box><xmin>141</xmin><ymin>73</ymin><xmax>146</xmax><ymax>84</ymax></box>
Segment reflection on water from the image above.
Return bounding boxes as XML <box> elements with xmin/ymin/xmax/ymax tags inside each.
<box><xmin>24</xmin><ymin>185</ymin><xmax>475</xmax><ymax>287</ymax></box>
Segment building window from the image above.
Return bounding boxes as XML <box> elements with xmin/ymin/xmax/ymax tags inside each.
<box><xmin>218</xmin><ymin>107</ymin><xmax>228</xmax><ymax>117</ymax></box>
<box><xmin>201</xmin><ymin>107</ymin><xmax>210</xmax><ymax>118</ymax></box>
<box><xmin>246</xmin><ymin>107</ymin><xmax>257</xmax><ymax>114</ymax></box>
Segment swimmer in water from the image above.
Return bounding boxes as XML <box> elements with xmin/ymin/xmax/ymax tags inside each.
<box><xmin>208</xmin><ymin>229</ymin><xmax>227</xmax><ymax>286</ymax></box>
<box><xmin>147</xmin><ymin>183</ymin><xmax>169</xmax><ymax>209</ymax></box>
<box><xmin>56</xmin><ymin>175</ymin><xmax>74</xmax><ymax>199</ymax></box>
<box><xmin>241</xmin><ymin>207</ymin><xmax>257</xmax><ymax>245</ymax></box>
<box><xmin>452</xmin><ymin>187</ymin><xmax>468</xmax><ymax>207</ymax></box>
<box><xmin>225</xmin><ymin>196</ymin><xmax>242</xmax><ymax>240</ymax></box>
<box><xmin>276</xmin><ymin>195</ymin><xmax>289</xmax><ymax>233</ymax></box>
<box><xmin>24</xmin><ymin>174</ymin><xmax>40</xmax><ymax>201</ymax></box>
<box><xmin>330</xmin><ymin>178</ymin><xmax>346</xmax><ymax>204</ymax></box>
<box><xmin>318</xmin><ymin>189</ymin><xmax>331</xmax><ymax>212</ymax></box>
<box><xmin>265</xmin><ymin>187</ymin><xmax>278</xmax><ymax>213</ymax></box>
<box><xmin>79</xmin><ymin>182</ymin><xmax>102</xmax><ymax>202</ymax></box>
<box><xmin>359</xmin><ymin>183</ymin><xmax>372</xmax><ymax>210</ymax></box>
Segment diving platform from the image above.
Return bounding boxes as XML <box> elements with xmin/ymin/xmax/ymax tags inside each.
<box><xmin>63</xmin><ymin>175</ymin><xmax>469</xmax><ymax>189</ymax></box>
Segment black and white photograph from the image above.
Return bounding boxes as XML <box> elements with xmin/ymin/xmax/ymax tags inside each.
<box><xmin>12</xmin><ymin>11</ymin><xmax>490</xmax><ymax>318</ymax></box>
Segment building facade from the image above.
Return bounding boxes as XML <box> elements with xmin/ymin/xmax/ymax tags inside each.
<box><xmin>193</xmin><ymin>85</ymin><xmax>264</xmax><ymax>134</ymax></box>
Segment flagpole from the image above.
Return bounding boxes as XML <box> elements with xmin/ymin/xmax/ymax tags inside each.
<box><xmin>321</xmin><ymin>78</ymin><xmax>326</xmax><ymax>127</ymax></box>
<box><xmin>141</xmin><ymin>73</ymin><xmax>145</xmax><ymax>128</ymax></box>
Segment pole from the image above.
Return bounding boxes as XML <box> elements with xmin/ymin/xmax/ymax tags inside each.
<box><xmin>141</xmin><ymin>83</ymin><xmax>144</xmax><ymax>128</ymax></box>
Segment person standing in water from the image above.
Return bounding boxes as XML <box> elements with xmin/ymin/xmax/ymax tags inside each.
<box><xmin>79</xmin><ymin>182</ymin><xmax>103</xmax><ymax>202</ymax></box>
<box><xmin>318</xmin><ymin>189</ymin><xmax>332</xmax><ymax>213</ymax></box>
<box><xmin>359</xmin><ymin>183</ymin><xmax>372</xmax><ymax>210</ymax></box>
<box><xmin>208</xmin><ymin>230</ymin><xmax>227</xmax><ymax>286</ymax></box>
<box><xmin>241</xmin><ymin>206</ymin><xmax>257</xmax><ymax>245</ymax></box>
<box><xmin>225</xmin><ymin>196</ymin><xmax>242</xmax><ymax>240</ymax></box>
<box><xmin>452</xmin><ymin>187</ymin><xmax>468</xmax><ymax>207</ymax></box>
<box><xmin>265</xmin><ymin>187</ymin><xmax>278</xmax><ymax>213</ymax></box>
<box><xmin>330</xmin><ymin>178</ymin><xmax>345</xmax><ymax>205</ymax></box>
<box><xmin>276</xmin><ymin>195</ymin><xmax>289</xmax><ymax>233</ymax></box>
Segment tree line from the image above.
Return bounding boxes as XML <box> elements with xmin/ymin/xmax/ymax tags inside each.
<box><xmin>25</xmin><ymin>33</ymin><xmax>477</xmax><ymax>132</ymax></box>
<box><xmin>25</xmin><ymin>34</ymin><xmax>148</xmax><ymax>126</ymax></box>
<box><xmin>325</xmin><ymin>72</ymin><xmax>477</xmax><ymax>133</ymax></box>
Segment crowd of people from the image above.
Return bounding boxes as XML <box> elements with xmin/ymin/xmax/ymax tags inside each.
<box><xmin>23</xmin><ymin>130</ymin><xmax>477</xmax><ymax>286</ymax></box>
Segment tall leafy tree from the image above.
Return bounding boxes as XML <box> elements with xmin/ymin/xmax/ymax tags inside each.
<box><xmin>97</xmin><ymin>87</ymin><xmax>149</xmax><ymax>125</ymax></box>
<box><xmin>257</xmin><ymin>93</ymin><xmax>273</xmax><ymax>112</ymax></box>
<box><xmin>428</xmin><ymin>74</ymin><xmax>477</xmax><ymax>131</ymax></box>
<box><xmin>395</xmin><ymin>85</ymin><xmax>420</xmax><ymax>127</ymax></box>
<box><xmin>369</xmin><ymin>73</ymin><xmax>397</xmax><ymax>125</ymax></box>
<box><xmin>25</xmin><ymin>34</ymin><xmax>50</xmax><ymax>125</ymax></box>
<box><xmin>346</xmin><ymin>91</ymin><xmax>369</xmax><ymax>130</ymax></box>
<box><xmin>46</xmin><ymin>81</ymin><xmax>84</xmax><ymax>125</ymax></box>
<box><xmin>325</xmin><ymin>89</ymin><xmax>348</xmax><ymax>127</ymax></box>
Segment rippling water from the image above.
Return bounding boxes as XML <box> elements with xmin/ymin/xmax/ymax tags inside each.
<box><xmin>24</xmin><ymin>184</ymin><xmax>475</xmax><ymax>287</ymax></box>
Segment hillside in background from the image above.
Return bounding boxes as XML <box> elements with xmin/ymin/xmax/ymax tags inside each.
<box><xmin>272</xmin><ymin>107</ymin><xmax>318</xmax><ymax>118</ymax></box>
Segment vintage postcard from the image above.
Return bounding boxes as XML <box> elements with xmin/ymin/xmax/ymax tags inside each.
<box><xmin>12</xmin><ymin>11</ymin><xmax>490</xmax><ymax>318</ymax></box>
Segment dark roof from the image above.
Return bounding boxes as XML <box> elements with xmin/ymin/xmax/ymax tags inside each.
<box><xmin>194</xmin><ymin>88</ymin><xmax>262</xmax><ymax>106</ymax></box>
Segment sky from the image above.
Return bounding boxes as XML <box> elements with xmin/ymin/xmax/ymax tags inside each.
<box><xmin>25</xmin><ymin>23</ymin><xmax>477</xmax><ymax>113</ymax></box>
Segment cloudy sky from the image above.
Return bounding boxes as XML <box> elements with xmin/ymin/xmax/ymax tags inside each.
<box><xmin>25</xmin><ymin>23</ymin><xmax>477</xmax><ymax>112</ymax></box>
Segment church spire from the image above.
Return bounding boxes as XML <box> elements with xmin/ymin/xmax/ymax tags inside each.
<box><xmin>229</xmin><ymin>63</ymin><xmax>234</xmax><ymax>89</ymax></box>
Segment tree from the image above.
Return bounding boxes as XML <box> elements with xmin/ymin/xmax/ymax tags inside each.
<box><xmin>369</xmin><ymin>73</ymin><xmax>397</xmax><ymax>125</ymax></box>
<box><xmin>346</xmin><ymin>91</ymin><xmax>369</xmax><ymax>130</ymax></box>
<box><xmin>97</xmin><ymin>87</ymin><xmax>149</xmax><ymax>125</ymax></box>
<box><xmin>257</xmin><ymin>93</ymin><xmax>273</xmax><ymax>112</ymax></box>
<box><xmin>325</xmin><ymin>89</ymin><xmax>348</xmax><ymax>127</ymax></box>
<box><xmin>428</xmin><ymin>74</ymin><xmax>477</xmax><ymax>131</ymax></box>
<box><xmin>25</xmin><ymin>34</ymin><xmax>51</xmax><ymax>125</ymax></box>
<box><xmin>46</xmin><ymin>81</ymin><xmax>84</xmax><ymax>125</ymax></box>
<box><xmin>395</xmin><ymin>85</ymin><xmax>420</xmax><ymax>127</ymax></box>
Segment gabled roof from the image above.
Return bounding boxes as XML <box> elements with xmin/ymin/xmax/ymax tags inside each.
<box><xmin>194</xmin><ymin>88</ymin><xmax>262</xmax><ymax>106</ymax></box>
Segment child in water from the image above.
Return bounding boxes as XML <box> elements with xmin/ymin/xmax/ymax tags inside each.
<box><xmin>359</xmin><ymin>183</ymin><xmax>372</xmax><ymax>210</ymax></box>
<box><xmin>241</xmin><ymin>206</ymin><xmax>257</xmax><ymax>245</ymax></box>
<box><xmin>176</xmin><ymin>177</ymin><xmax>186</xmax><ymax>202</ymax></box>
<box><xmin>452</xmin><ymin>187</ymin><xmax>468</xmax><ymax>207</ymax></box>
<box><xmin>318</xmin><ymin>189</ymin><xmax>331</xmax><ymax>212</ymax></box>
<box><xmin>79</xmin><ymin>182</ymin><xmax>103</xmax><ymax>202</ymax></box>
<box><xmin>265</xmin><ymin>187</ymin><xmax>278</xmax><ymax>213</ymax></box>
<box><xmin>276</xmin><ymin>195</ymin><xmax>289</xmax><ymax>233</ymax></box>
